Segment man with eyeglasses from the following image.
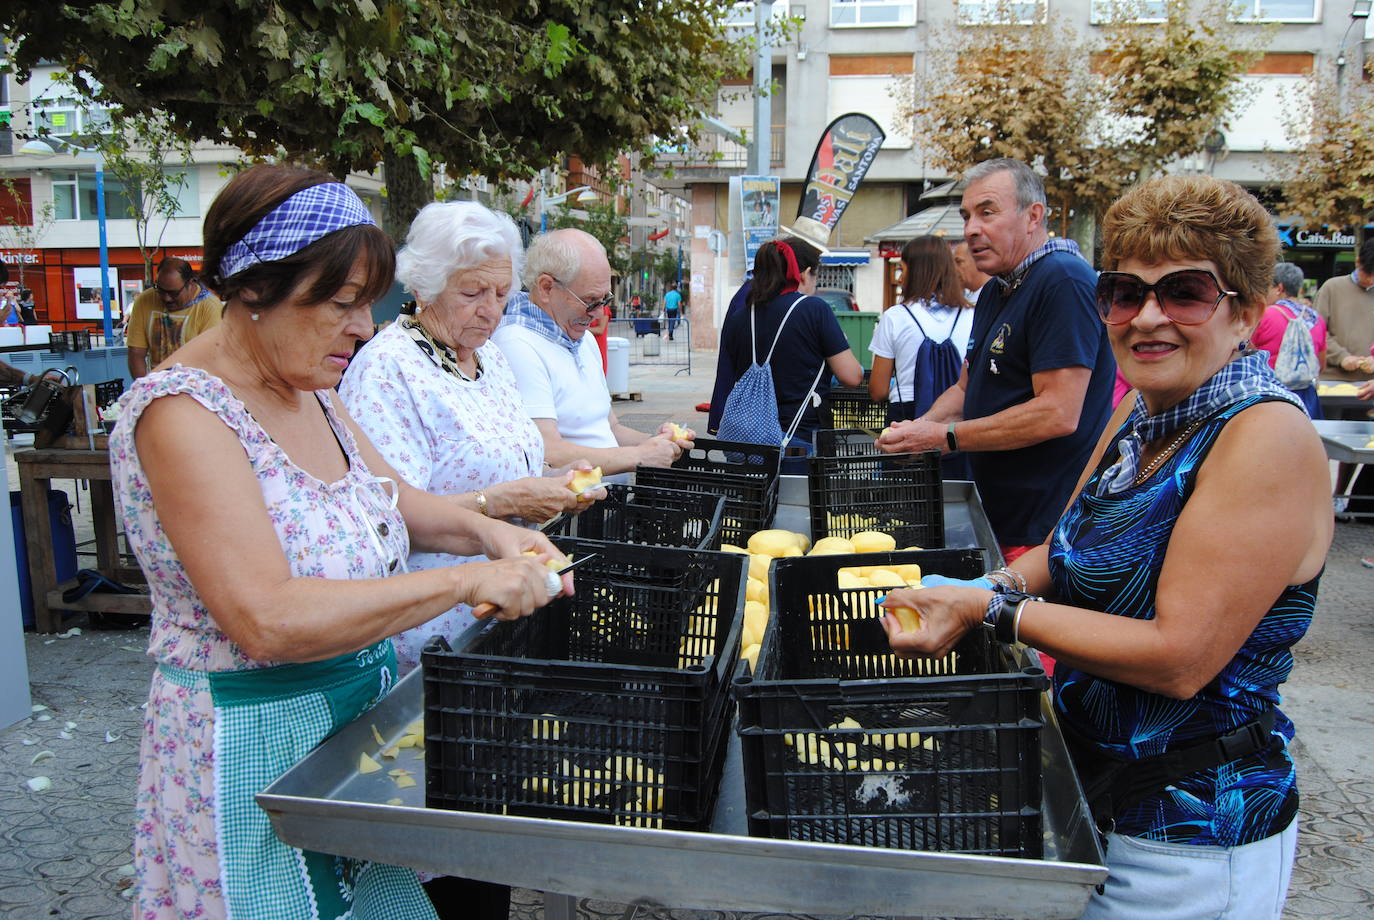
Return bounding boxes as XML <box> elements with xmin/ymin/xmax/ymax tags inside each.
<box><xmin>125</xmin><ymin>257</ymin><xmax>223</xmax><ymax>378</ymax></box>
<box><xmin>493</xmin><ymin>229</ymin><xmax>688</xmax><ymax>476</ymax></box>
<box><xmin>877</xmin><ymin>158</ymin><xmax>1114</xmax><ymax>561</ymax></box>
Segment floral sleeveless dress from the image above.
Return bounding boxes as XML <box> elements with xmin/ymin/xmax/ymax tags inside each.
<box><xmin>109</xmin><ymin>366</ymin><xmax>436</xmax><ymax>920</ymax></box>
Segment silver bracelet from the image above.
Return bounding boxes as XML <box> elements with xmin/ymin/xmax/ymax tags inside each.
<box><xmin>993</xmin><ymin>566</ymin><xmax>1027</xmax><ymax>593</ymax></box>
<box><xmin>985</xmin><ymin>570</ymin><xmax>1016</xmax><ymax>590</ymax></box>
<box><xmin>1012</xmin><ymin>598</ymin><xmax>1028</xmax><ymax>645</ymax></box>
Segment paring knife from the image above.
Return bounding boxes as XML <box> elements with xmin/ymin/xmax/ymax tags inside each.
<box><xmin>471</xmin><ymin>553</ymin><xmax>598</xmax><ymax>620</ymax></box>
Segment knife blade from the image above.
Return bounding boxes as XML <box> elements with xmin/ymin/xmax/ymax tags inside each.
<box><xmin>471</xmin><ymin>553</ymin><xmax>598</xmax><ymax>620</ymax></box>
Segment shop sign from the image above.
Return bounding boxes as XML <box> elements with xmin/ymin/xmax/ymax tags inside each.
<box><xmin>1278</xmin><ymin>226</ymin><xmax>1357</xmax><ymax>249</ymax></box>
<box><xmin>0</xmin><ymin>250</ymin><xmax>43</xmax><ymax>265</ymax></box>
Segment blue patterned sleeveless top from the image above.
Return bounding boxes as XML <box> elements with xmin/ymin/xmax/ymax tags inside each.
<box><xmin>1048</xmin><ymin>394</ymin><xmax>1316</xmax><ymax>846</ymax></box>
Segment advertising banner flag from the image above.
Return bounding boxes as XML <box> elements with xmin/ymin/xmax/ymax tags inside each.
<box><xmin>785</xmin><ymin>113</ymin><xmax>885</xmax><ymax>252</ymax></box>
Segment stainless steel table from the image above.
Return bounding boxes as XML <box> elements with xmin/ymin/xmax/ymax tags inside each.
<box><xmin>258</xmin><ymin>478</ymin><xmax>1104</xmax><ymax>918</ymax></box>
<box><xmin>1314</xmin><ymin>420</ymin><xmax>1374</xmax><ymax>520</ymax></box>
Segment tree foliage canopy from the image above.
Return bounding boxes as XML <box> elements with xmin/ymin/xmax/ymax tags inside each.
<box><xmin>902</xmin><ymin>0</ymin><xmax>1265</xmax><ymax>237</ymax></box>
<box><xmin>1</xmin><ymin>0</ymin><xmax>747</xmax><ymax>234</ymax></box>
<box><xmin>1280</xmin><ymin>66</ymin><xmax>1374</xmax><ymax>247</ymax></box>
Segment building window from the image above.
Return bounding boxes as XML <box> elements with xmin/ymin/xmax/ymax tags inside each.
<box><xmin>32</xmin><ymin>97</ymin><xmax>113</xmax><ymax>137</ymax></box>
<box><xmin>1090</xmin><ymin>0</ymin><xmax>1166</xmax><ymax>22</ymax></box>
<box><xmin>831</xmin><ymin>0</ymin><xmax>916</xmax><ymax>26</ymax></box>
<box><xmin>161</xmin><ymin>168</ymin><xmax>199</xmax><ymax>219</ymax></box>
<box><xmin>957</xmin><ymin>0</ymin><xmax>1047</xmax><ymax>24</ymax></box>
<box><xmin>1230</xmin><ymin>0</ymin><xmax>1318</xmax><ymax>20</ymax></box>
<box><xmin>50</xmin><ymin>169</ymin><xmax>139</xmax><ymax>222</ymax></box>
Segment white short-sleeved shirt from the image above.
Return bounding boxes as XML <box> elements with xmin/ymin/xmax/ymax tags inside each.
<box><xmin>491</xmin><ymin>323</ymin><xmax>617</xmax><ymax>449</ymax></box>
<box><xmin>870</xmin><ymin>300</ymin><xmax>975</xmax><ymax>404</ymax></box>
<box><xmin>339</xmin><ymin>322</ymin><xmax>545</xmax><ymax>670</ymax></box>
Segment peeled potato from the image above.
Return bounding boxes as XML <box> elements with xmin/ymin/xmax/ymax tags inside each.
<box><xmin>569</xmin><ymin>467</ymin><xmax>603</xmax><ymax>493</ymax></box>
<box><xmin>669</xmin><ymin>422</ymin><xmax>690</xmax><ymax>441</ymax></box>
<box><xmin>747</xmin><ymin>553</ymin><xmax>772</xmax><ymax>582</ymax></box>
<box><xmin>720</xmin><ymin>543</ymin><xmax>749</xmax><ymax>555</ymax></box>
<box><xmin>747</xmin><ymin>529</ymin><xmax>803</xmax><ymax>557</ymax></box>
<box><xmin>890</xmin><ymin>606</ymin><xmax>921</xmax><ymax>632</ymax></box>
<box><xmin>742</xmin><ymin>643</ymin><xmax>761</xmax><ymax>671</ymax></box>
<box><xmin>852</xmin><ymin>531</ymin><xmax>897</xmax><ymax>554</ymax></box>
<box><xmin>746</xmin><ymin>577</ymin><xmax>768</xmax><ymax>605</ymax></box>
<box><xmin>895</xmin><ymin>563</ymin><xmax>923</xmax><ymax>582</ymax></box>
<box><xmin>867</xmin><ymin>568</ymin><xmax>904</xmax><ymax>588</ymax></box>
<box><xmin>809</xmin><ymin>536</ymin><xmax>856</xmax><ymax>556</ymax></box>
<box><xmin>836</xmin><ymin>570</ymin><xmax>866</xmax><ymax>589</ymax></box>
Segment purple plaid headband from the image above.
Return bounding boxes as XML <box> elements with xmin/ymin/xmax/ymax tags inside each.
<box><xmin>219</xmin><ymin>182</ymin><xmax>377</xmax><ymax>279</ymax></box>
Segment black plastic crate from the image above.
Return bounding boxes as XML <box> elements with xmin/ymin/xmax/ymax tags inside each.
<box><xmin>808</xmin><ymin>431</ymin><xmax>945</xmax><ymax>549</ymax></box>
<box><xmin>636</xmin><ymin>438</ymin><xmax>780</xmax><ymax>548</ymax></box>
<box><xmin>543</xmin><ymin>482</ymin><xmax>725</xmax><ymax>551</ymax></box>
<box><xmin>733</xmin><ymin>550</ymin><xmax>1047</xmax><ymax>858</ymax></box>
<box><xmin>422</xmin><ymin>543</ymin><xmax>748</xmax><ymax>830</ymax></box>
<box><xmin>48</xmin><ymin>330</ymin><xmax>91</xmax><ymax>353</ymax></box>
<box><xmin>819</xmin><ymin>386</ymin><xmax>887</xmax><ymax>431</ymax></box>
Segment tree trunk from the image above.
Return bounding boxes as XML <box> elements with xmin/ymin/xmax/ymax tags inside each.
<box><xmin>1069</xmin><ymin>209</ymin><xmax>1097</xmax><ymax>268</ymax></box>
<box><xmin>382</xmin><ymin>149</ymin><xmax>433</xmax><ymax>244</ymax></box>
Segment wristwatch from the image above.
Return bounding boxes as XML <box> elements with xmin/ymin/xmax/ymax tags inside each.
<box><xmin>946</xmin><ymin>423</ymin><xmax>959</xmax><ymax>452</ymax></box>
<box><xmin>983</xmin><ymin>590</ymin><xmax>1039</xmax><ymax>644</ymax></box>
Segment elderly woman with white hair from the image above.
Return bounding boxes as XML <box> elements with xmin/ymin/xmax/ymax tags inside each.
<box><xmin>340</xmin><ymin>200</ymin><xmax>603</xmax><ymax>672</ymax></box>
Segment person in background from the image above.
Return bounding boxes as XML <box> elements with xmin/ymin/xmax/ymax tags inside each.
<box><xmin>112</xmin><ymin>164</ymin><xmax>565</xmax><ymax>920</ymax></box>
<box><xmin>492</xmin><ymin>229</ymin><xmax>689</xmax><ymax>476</ymax></box>
<box><xmin>590</xmin><ymin>294</ymin><xmax>614</xmax><ymax>373</ymax></box>
<box><xmin>877</xmin><ymin>158</ymin><xmax>1114</xmax><ymax>560</ymax></box>
<box><xmin>125</xmin><ymin>257</ymin><xmax>224</xmax><ymax>377</ymax></box>
<box><xmin>0</xmin><ymin>289</ymin><xmax>19</xmax><ymax>326</ymax></box>
<box><xmin>0</xmin><ymin>359</ymin><xmax>37</xmax><ymax>387</ymax></box>
<box><xmin>1315</xmin><ymin>238</ymin><xmax>1374</xmax><ymax>381</ymax></box>
<box><xmin>17</xmin><ymin>287</ymin><xmax>37</xmax><ymax>325</ymax></box>
<box><xmin>869</xmin><ymin>235</ymin><xmax>974</xmax><ymax>479</ymax></box>
<box><xmin>886</xmin><ymin>174</ymin><xmax>1330</xmax><ymax>920</ymax></box>
<box><xmin>1251</xmin><ymin>262</ymin><xmax>1326</xmax><ymax>418</ymax></box>
<box><xmin>712</xmin><ymin>237</ymin><xmax>863</xmax><ymax>471</ymax></box>
<box><xmin>664</xmin><ymin>281</ymin><xmax>682</xmax><ymax>340</ymax></box>
<box><xmin>952</xmin><ymin>239</ymin><xmax>991</xmax><ymax>304</ymax></box>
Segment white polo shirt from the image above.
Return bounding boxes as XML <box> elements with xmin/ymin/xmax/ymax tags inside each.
<box><xmin>491</xmin><ymin>322</ymin><xmax>617</xmax><ymax>449</ymax></box>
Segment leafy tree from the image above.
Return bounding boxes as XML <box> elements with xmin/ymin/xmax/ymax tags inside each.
<box><xmin>0</xmin><ymin>178</ymin><xmax>54</xmax><ymax>290</ymax></box>
<box><xmin>1279</xmin><ymin>66</ymin><xmax>1374</xmax><ymax>249</ymax></box>
<box><xmin>0</xmin><ymin>0</ymin><xmax>748</xmax><ymax>239</ymax></box>
<box><xmin>901</xmin><ymin>0</ymin><xmax>1264</xmax><ymax>255</ymax></box>
<box><xmin>549</xmin><ymin>196</ymin><xmax>631</xmax><ymax>277</ymax></box>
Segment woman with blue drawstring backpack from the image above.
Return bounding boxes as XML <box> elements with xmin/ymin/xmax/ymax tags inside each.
<box><xmin>712</xmin><ymin>237</ymin><xmax>863</xmax><ymax>473</ymax></box>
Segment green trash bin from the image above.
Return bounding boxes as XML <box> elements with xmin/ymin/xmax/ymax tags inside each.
<box><xmin>830</xmin><ymin>310</ymin><xmax>879</xmax><ymax>370</ymax></box>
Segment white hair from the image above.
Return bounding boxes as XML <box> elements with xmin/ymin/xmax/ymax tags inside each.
<box><xmin>395</xmin><ymin>201</ymin><xmax>523</xmax><ymax>302</ymax></box>
<box><xmin>521</xmin><ymin>228</ymin><xmax>605</xmax><ymax>290</ymax></box>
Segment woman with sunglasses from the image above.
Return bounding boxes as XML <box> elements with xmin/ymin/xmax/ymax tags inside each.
<box><xmin>883</xmin><ymin>175</ymin><xmax>1331</xmax><ymax>919</ymax></box>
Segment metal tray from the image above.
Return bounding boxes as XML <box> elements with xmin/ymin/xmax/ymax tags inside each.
<box><xmin>1313</xmin><ymin>419</ymin><xmax>1374</xmax><ymax>464</ymax></box>
<box><xmin>259</xmin><ymin>668</ymin><xmax>1105</xmax><ymax>919</ymax></box>
<box><xmin>1316</xmin><ymin>380</ymin><xmax>1372</xmax><ymax>415</ymax></box>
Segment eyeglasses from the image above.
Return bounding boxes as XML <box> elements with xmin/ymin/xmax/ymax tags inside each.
<box><xmin>1095</xmin><ymin>269</ymin><xmax>1236</xmax><ymax>326</ymax></box>
<box><xmin>553</xmin><ymin>278</ymin><xmax>614</xmax><ymax>313</ymax></box>
<box><xmin>155</xmin><ymin>282</ymin><xmax>188</xmax><ymax>298</ymax></box>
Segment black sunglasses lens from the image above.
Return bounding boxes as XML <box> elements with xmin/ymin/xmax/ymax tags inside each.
<box><xmin>1097</xmin><ymin>275</ymin><xmax>1145</xmax><ymax>323</ymax></box>
<box><xmin>1156</xmin><ymin>272</ymin><xmax>1218</xmax><ymax>321</ymax></box>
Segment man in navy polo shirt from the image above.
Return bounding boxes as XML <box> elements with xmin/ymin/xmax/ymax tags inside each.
<box><xmin>877</xmin><ymin>158</ymin><xmax>1114</xmax><ymax>559</ymax></box>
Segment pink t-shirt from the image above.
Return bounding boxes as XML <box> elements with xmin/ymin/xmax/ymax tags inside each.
<box><xmin>1252</xmin><ymin>301</ymin><xmax>1327</xmax><ymax>371</ymax></box>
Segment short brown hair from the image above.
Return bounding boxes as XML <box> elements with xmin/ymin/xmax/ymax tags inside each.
<box><xmin>202</xmin><ymin>164</ymin><xmax>394</xmax><ymax>312</ymax></box>
<box><xmin>1100</xmin><ymin>175</ymin><xmax>1277</xmax><ymax>313</ymax></box>
<box><xmin>899</xmin><ymin>236</ymin><xmax>970</xmax><ymax>308</ymax></box>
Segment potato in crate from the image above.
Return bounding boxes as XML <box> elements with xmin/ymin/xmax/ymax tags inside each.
<box><xmin>422</xmin><ymin>541</ymin><xmax>747</xmax><ymax>830</ymax></box>
<box><xmin>636</xmin><ymin>438</ymin><xmax>780</xmax><ymax>548</ymax></box>
<box><xmin>809</xmin><ymin>429</ymin><xmax>945</xmax><ymax>550</ymax></box>
<box><xmin>734</xmin><ymin>549</ymin><xmax>1048</xmax><ymax>858</ymax></box>
<box><xmin>819</xmin><ymin>386</ymin><xmax>888</xmax><ymax>431</ymax></box>
<box><xmin>543</xmin><ymin>482</ymin><xmax>725</xmax><ymax>551</ymax></box>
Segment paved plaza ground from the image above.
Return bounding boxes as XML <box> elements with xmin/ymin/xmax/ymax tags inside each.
<box><xmin>2</xmin><ymin>356</ymin><xmax>1372</xmax><ymax>919</ymax></box>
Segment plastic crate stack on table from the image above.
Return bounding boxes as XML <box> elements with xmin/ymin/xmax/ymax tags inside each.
<box><xmin>542</xmin><ymin>482</ymin><xmax>725</xmax><ymax>551</ymax></box>
<box><xmin>634</xmin><ymin>438</ymin><xmax>782</xmax><ymax>548</ymax></box>
<box><xmin>810</xmin><ymin>428</ymin><xmax>945</xmax><ymax>549</ymax></box>
<box><xmin>421</xmin><ymin>535</ymin><xmax>749</xmax><ymax>831</ymax></box>
<box><xmin>819</xmin><ymin>385</ymin><xmax>888</xmax><ymax>432</ymax></box>
<box><xmin>733</xmin><ymin>547</ymin><xmax>1049</xmax><ymax>859</ymax></box>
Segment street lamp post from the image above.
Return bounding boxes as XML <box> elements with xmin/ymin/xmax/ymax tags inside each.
<box><xmin>539</xmin><ymin>184</ymin><xmax>595</xmax><ymax>232</ymax></box>
<box><xmin>1336</xmin><ymin>0</ymin><xmax>1373</xmax><ymax>113</ymax></box>
<box><xmin>20</xmin><ymin>137</ymin><xmax>114</xmax><ymax>342</ymax></box>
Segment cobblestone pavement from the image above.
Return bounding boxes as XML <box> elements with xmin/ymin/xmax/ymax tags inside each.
<box><xmin>3</xmin><ymin>359</ymin><xmax>1373</xmax><ymax>919</ymax></box>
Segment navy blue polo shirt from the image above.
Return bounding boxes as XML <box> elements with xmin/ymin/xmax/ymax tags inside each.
<box><xmin>964</xmin><ymin>250</ymin><xmax>1115</xmax><ymax>546</ymax></box>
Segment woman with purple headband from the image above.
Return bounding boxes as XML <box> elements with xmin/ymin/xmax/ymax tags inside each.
<box><xmin>109</xmin><ymin>164</ymin><xmax>567</xmax><ymax>920</ymax></box>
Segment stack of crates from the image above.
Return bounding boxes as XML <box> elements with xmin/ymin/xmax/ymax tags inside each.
<box><xmin>819</xmin><ymin>386</ymin><xmax>888</xmax><ymax>432</ymax></box>
<box><xmin>635</xmin><ymin>438</ymin><xmax>781</xmax><ymax>547</ymax></box>
<box><xmin>543</xmin><ymin>482</ymin><xmax>725</xmax><ymax>551</ymax></box>
<box><xmin>734</xmin><ymin>548</ymin><xmax>1048</xmax><ymax>858</ymax></box>
<box><xmin>809</xmin><ymin>429</ymin><xmax>945</xmax><ymax>549</ymax></box>
<box><xmin>422</xmin><ymin>537</ymin><xmax>748</xmax><ymax>830</ymax></box>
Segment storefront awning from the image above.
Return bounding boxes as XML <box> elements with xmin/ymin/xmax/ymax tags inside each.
<box><xmin>865</xmin><ymin>201</ymin><xmax>965</xmax><ymax>243</ymax></box>
<box><xmin>820</xmin><ymin>249</ymin><xmax>871</xmax><ymax>266</ymax></box>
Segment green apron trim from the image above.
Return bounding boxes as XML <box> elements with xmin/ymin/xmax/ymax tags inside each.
<box><xmin>158</xmin><ymin>642</ymin><xmax>436</xmax><ymax>920</ymax></box>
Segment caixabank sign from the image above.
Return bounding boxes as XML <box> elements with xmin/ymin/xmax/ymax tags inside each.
<box><xmin>1277</xmin><ymin>225</ymin><xmax>1362</xmax><ymax>250</ymax></box>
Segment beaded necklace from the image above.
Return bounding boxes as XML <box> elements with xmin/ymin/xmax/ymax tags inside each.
<box><xmin>1131</xmin><ymin>415</ymin><xmax>1206</xmax><ymax>487</ymax></box>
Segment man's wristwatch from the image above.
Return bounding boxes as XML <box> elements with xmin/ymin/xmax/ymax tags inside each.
<box><xmin>946</xmin><ymin>423</ymin><xmax>959</xmax><ymax>452</ymax></box>
<box><xmin>982</xmin><ymin>590</ymin><xmax>1040</xmax><ymax>644</ymax></box>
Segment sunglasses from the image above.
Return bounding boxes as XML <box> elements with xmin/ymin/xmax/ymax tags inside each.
<box><xmin>156</xmin><ymin>282</ymin><xmax>187</xmax><ymax>298</ymax></box>
<box><xmin>1095</xmin><ymin>270</ymin><xmax>1236</xmax><ymax>326</ymax></box>
<box><xmin>554</xmin><ymin>278</ymin><xmax>614</xmax><ymax>313</ymax></box>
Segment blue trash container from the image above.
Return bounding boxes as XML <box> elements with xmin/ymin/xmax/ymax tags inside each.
<box><xmin>9</xmin><ymin>489</ymin><xmax>78</xmax><ymax>629</ymax></box>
